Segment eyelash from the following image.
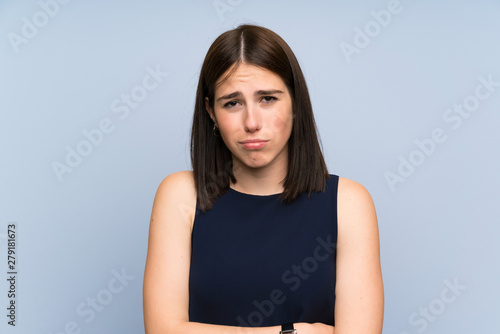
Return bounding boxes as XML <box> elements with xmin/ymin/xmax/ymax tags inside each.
<box><xmin>223</xmin><ymin>101</ymin><xmax>239</xmax><ymax>109</ymax></box>
<box><xmin>223</xmin><ymin>96</ymin><xmax>277</xmax><ymax>109</ymax></box>
<box><xmin>262</xmin><ymin>96</ymin><xmax>277</xmax><ymax>103</ymax></box>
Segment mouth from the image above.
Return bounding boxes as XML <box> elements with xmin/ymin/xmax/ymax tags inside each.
<box><xmin>239</xmin><ymin>139</ymin><xmax>268</xmax><ymax>143</ymax></box>
<box><xmin>239</xmin><ymin>139</ymin><xmax>269</xmax><ymax>150</ymax></box>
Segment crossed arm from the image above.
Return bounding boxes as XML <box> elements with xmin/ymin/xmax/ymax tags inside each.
<box><xmin>143</xmin><ymin>171</ymin><xmax>383</xmax><ymax>334</ymax></box>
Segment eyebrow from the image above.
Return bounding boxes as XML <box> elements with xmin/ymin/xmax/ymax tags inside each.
<box><xmin>216</xmin><ymin>89</ymin><xmax>284</xmax><ymax>102</ymax></box>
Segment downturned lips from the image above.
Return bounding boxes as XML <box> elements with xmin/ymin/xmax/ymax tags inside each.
<box><xmin>239</xmin><ymin>139</ymin><xmax>269</xmax><ymax>150</ymax></box>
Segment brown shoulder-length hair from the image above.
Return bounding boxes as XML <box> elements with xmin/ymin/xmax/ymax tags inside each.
<box><xmin>191</xmin><ymin>24</ymin><xmax>329</xmax><ymax>212</ymax></box>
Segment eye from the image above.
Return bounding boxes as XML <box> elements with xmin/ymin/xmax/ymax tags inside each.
<box><xmin>261</xmin><ymin>96</ymin><xmax>277</xmax><ymax>104</ymax></box>
<box><xmin>223</xmin><ymin>100</ymin><xmax>239</xmax><ymax>109</ymax></box>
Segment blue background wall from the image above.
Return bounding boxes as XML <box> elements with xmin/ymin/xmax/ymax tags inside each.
<box><xmin>1</xmin><ymin>0</ymin><xmax>499</xmax><ymax>333</ymax></box>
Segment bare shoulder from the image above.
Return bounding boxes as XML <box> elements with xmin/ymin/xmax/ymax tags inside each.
<box><xmin>338</xmin><ymin>177</ymin><xmax>373</xmax><ymax>203</ymax></box>
<box><xmin>337</xmin><ymin>177</ymin><xmax>377</xmax><ymax>229</ymax></box>
<box><xmin>153</xmin><ymin>170</ymin><xmax>197</xmax><ymax>229</ymax></box>
<box><xmin>157</xmin><ymin>170</ymin><xmax>196</xmax><ymax>198</ymax></box>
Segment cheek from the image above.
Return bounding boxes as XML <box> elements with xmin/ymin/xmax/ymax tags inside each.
<box><xmin>216</xmin><ymin>114</ymin><xmax>235</xmax><ymax>132</ymax></box>
<box><xmin>216</xmin><ymin>117</ymin><xmax>238</xmax><ymax>146</ymax></box>
<box><xmin>272</xmin><ymin>111</ymin><xmax>293</xmax><ymax>134</ymax></box>
<box><xmin>272</xmin><ymin>118</ymin><xmax>285</xmax><ymax>130</ymax></box>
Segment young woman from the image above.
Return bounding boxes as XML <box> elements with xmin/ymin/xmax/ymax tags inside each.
<box><xmin>143</xmin><ymin>24</ymin><xmax>384</xmax><ymax>334</ymax></box>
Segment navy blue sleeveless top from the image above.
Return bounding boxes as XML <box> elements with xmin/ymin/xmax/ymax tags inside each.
<box><xmin>189</xmin><ymin>174</ymin><xmax>338</xmax><ymax>327</ymax></box>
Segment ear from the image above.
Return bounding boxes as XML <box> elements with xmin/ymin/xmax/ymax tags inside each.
<box><xmin>205</xmin><ymin>97</ymin><xmax>216</xmax><ymax>124</ymax></box>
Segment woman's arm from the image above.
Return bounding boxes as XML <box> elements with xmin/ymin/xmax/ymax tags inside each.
<box><xmin>143</xmin><ymin>171</ymin><xmax>195</xmax><ymax>333</ymax></box>
<box><xmin>143</xmin><ymin>171</ymin><xmax>334</xmax><ymax>334</ymax></box>
<box><xmin>334</xmin><ymin>177</ymin><xmax>384</xmax><ymax>334</ymax></box>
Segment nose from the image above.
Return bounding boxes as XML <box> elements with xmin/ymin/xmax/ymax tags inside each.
<box><xmin>244</xmin><ymin>102</ymin><xmax>261</xmax><ymax>132</ymax></box>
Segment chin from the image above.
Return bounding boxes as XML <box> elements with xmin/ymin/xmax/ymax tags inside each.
<box><xmin>233</xmin><ymin>155</ymin><xmax>266</xmax><ymax>169</ymax></box>
<box><xmin>246</xmin><ymin>157</ymin><xmax>276</xmax><ymax>169</ymax></box>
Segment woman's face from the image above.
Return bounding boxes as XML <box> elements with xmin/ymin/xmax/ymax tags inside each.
<box><xmin>206</xmin><ymin>63</ymin><xmax>294</xmax><ymax>172</ymax></box>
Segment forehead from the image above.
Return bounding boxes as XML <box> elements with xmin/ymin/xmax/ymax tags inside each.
<box><xmin>215</xmin><ymin>63</ymin><xmax>286</xmax><ymax>94</ymax></box>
